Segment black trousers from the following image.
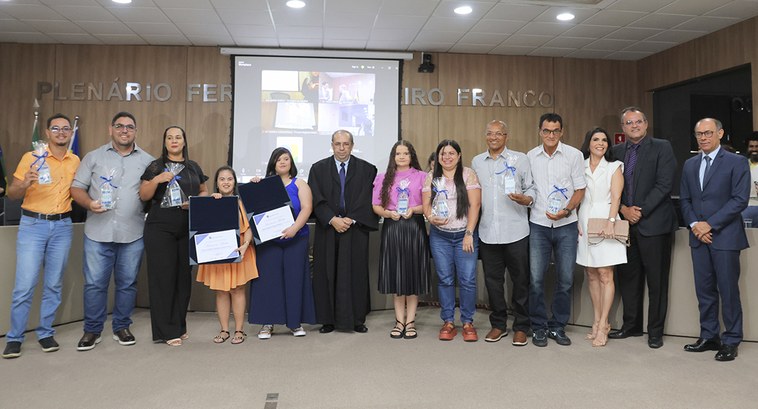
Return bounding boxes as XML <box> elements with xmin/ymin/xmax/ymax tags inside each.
<box><xmin>616</xmin><ymin>227</ymin><xmax>672</xmax><ymax>337</ymax></box>
<box><xmin>479</xmin><ymin>238</ymin><xmax>530</xmax><ymax>332</ymax></box>
<box><xmin>144</xmin><ymin>207</ymin><xmax>192</xmax><ymax>341</ymax></box>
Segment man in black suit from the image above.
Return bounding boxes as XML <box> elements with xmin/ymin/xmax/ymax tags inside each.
<box><xmin>609</xmin><ymin>107</ymin><xmax>677</xmax><ymax>348</ymax></box>
<box><xmin>308</xmin><ymin>130</ymin><xmax>379</xmax><ymax>333</ymax></box>
<box><xmin>680</xmin><ymin>118</ymin><xmax>750</xmax><ymax>361</ymax></box>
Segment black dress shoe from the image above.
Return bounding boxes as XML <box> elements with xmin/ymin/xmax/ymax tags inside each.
<box><xmin>684</xmin><ymin>338</ymin><xmax>721</xmax><ymax>353</ymax></box>
<box><xmin>648</xmin><ymin>336</ymin><xmax>663</xmax><ymax>349</ymax></box>
<box><xmin>113</xmin><ymin>328</ymin><xmax>136</xmax><ymax>346</ymax></box>
<box><xmin>608</xmin><ymin>329</ymin><xmax>643</xmax><ymax>339</ymax></box>
<box><xmin>354</xmin><ymin>324</ymin><xmax>368</xmax><ymax>333</ymax></box>
<box><xmin>715</xmin><ymin>344</ymin><xmax>738</xmax><ymax>362</ymax></box>
<box><xmin>318</xmin><ymin>325</ymin><xmax>335</xmax><ymax>333</ymax></box>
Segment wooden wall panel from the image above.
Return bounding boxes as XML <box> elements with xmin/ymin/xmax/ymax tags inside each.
<box><xmin>185</xmin><ymin>46</ymin><xmax>232</xmax><ymax>182</ymax></box>
<box><xmin>51</xmin><ymin>45</ymin><xmax>189</xmax><ymax>164</ymax></box>
<box><xmin>0</xmin><ymin>44</ymin><xmax>55</xmax><ymax>169</ymax></box>
<box><xmin>400</xmin><ymin>105</ymin><xmax>439</xmax><ymax>168</ymax></box>
<box><xmin>553</xmin><ymin>58</ymin><xmax>641</xmax><ymax>147</ymax></box>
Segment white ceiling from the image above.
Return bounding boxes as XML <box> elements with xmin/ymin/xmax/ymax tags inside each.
<box><xmin>1</xmin><ymin>0</ymin><xmax>757</xmax><ymax>60</ymax></box>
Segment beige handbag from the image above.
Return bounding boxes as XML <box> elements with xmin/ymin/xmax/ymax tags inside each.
<box><xmin>587</xmin><ymin>218</ymin><xmax>630</xmax><ymax>246</ymax></box>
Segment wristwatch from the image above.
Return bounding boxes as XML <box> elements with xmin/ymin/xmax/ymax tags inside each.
<box><xmin>608</xmin><ymin>217</ymin><xmax>616</xmax><ymax>223</ymax></box>
<box><xmin>464</xmin><ymin>230</ymin><xmax>474</xmax><ymax>237</ymax></box>
<box><xmin>562</xmin><ymin>207</ymin><xmax>572</xmax><ymax>216</ymax></box>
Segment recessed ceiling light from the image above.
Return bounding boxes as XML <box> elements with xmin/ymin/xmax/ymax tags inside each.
<box><xmin>556</xmin><ymin>12</ymin><xmax>575</xmax><ymax>21</ymax></box>
<box><xmin>287</xmin><ymin>0</ymin><xmax>306</xmax><ymax>8</ymax></box>
<box><xmin>454</xmin><ymin>6</ymin><xmax>473</xmax><ymax>15</ymax></box>
<box><xmin>112</xmin><ymin>0</ymin><xmax>132</xmax><ymax>4</ymax></box>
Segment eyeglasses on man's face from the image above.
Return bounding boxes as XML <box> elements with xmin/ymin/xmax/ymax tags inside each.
<box><xmin>113</xmin><ymin>123</ymin><xmax>136</xmax><ymax>132</ymax></box>
<box><xmin>49</xmin><ymin>126</ymin><xmax>72</xmax><ymax>134</ymax></box>
<box><xmin>623</xmin><ymin>119</ymin><xmax>645</xmax><ymax>127</ymax></box>
<box><xmin>540</xmin><ymin>128</ymin><xmax>562</xmax><ymax>136</ymax></box>
<box><xmin>694</xmin><ymin>130</ymin><xmax>716</xmax><ymax>138</ymax></box>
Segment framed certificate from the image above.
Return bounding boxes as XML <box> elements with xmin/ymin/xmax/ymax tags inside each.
<box><xmin>188</xmin><ymin>196</ymin><xmax>241</xmax><ymax>265</ymax></box>
<box><xmin>239</xmin><ymin>176</ymin><xmax>294</xmax><ymax>244</ymax></box>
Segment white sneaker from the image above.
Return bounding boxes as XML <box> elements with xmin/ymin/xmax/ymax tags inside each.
<box><xmin>258</xmin><ymin>325</ymin><xmax>273</xmax><ymax>339</ymax></box>
<box><xmin>291</xmin><ymin>327</ymin><xmax>306</xmax><ymax>337</ymax></box>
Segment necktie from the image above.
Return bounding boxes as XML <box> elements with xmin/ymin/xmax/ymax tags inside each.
<box><xmin>702</xmin><ymin>155</ymin><xmax>711</xmax><ymax>189</ymax></box>
<box><xmin>339</xmin><ymin>162</ymin><xmax>346</xmax><ymax>215</ymax></box>
<box><xmin>624</xmin><ymin>143</ymin><xmax>640</xmax><ymax>205</ymax></box>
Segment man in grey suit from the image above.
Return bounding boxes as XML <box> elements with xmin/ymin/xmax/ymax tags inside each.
<box><xmin>680</xmin><ymin>118</ymin><xmax>750</xmax><ymax>361</ymax></box>
<box><xmin>608</xmin><ymin>107</ymin><xmax>677</xmax><ymax>349</ymax></box>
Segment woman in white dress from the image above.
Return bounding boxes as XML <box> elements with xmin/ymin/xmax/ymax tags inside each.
<box><xmin>576</xmin><ymin>128</ymin><xmax>626</xmax><ymax>347</ymax></box>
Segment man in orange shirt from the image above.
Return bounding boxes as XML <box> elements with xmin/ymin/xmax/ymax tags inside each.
<box><xmin>2</xmin><ymin>113</ymin><xmax>80</xmax><ymax>359</ymax></box>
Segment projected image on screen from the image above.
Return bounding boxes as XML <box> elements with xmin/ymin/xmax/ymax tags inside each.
<box><xmin>262</xmin><ymin>70</ymin><xmax>376</xmax><ymax>136</ymax></box>
<box><xmin>233</xmin><ymin>56</ymin><xmax>399</xmax><ymax>182</ymax></box>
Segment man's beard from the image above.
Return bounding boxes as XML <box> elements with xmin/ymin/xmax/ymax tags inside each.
<box><xmin>750</xmin><ymin>152</ymin><xmax>758</xmax><ymax>163</ymax></box>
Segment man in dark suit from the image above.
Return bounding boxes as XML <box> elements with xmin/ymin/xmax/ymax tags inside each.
<box><xmin>609</xmin><ymin>107</ymin><xmax>678</xmax><ymax>348</ymax></box>
<box><xmin>679</xmin><ymin>118</ymin><xmax>750</xmax><ymax>362</ymax></box>
<box><xmin>308</xmin><ymin>130</ymin><xmax>379</xmax><ymax>333</ymax></box>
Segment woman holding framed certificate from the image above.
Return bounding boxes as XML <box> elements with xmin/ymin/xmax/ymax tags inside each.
<box><xmin>371</xmin><ymin>140</ymin><xmax>430</xmax><ymax>339</ymax></box>
<box><xmin>196</xmin><ymin>166</ymin><xmax>259</xmax><ymax>344</ymax></box>
<box><xmin>140</xmin><ymin>126</ymin><xmax>208</xmax><ymax>347</ymax></box>
<box><xmin>248</xmin><ymin>147</ymin><xmax>316</xmax><ymax>339</ymax></box>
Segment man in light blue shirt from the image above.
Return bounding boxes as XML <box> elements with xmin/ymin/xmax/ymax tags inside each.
<box><xmin>471</xmin><ymin>120</ymin><xmax>535</xmax><ymax>346</ymax></box>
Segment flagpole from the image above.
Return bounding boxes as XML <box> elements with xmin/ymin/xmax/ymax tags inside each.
<box><xmin>69</xmin><ymin>115</ymin><xmax>79</xmax><ymax>152</ymax></box>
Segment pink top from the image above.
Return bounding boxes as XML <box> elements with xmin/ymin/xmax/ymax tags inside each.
<box><xmin>423</xmin><ymin>167</ymin><xmax>481</xmax><ymax>231</ymax></box>
<box><xmin>372</xmin><ymin>168</ymin><xmax>426</xmax><ymax>210</ymax></box>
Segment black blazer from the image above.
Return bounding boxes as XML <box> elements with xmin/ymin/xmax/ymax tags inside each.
<box><xmin>308</xmin><ymin>155</ymin><xmax>379</xmax><ymax>231</ymax></box>
<box><xmin>612</xmin><ymin>136</ymin><xmax>678</xmax><ymax>237</ymax></box>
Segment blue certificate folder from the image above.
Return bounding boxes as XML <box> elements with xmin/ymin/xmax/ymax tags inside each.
<box><xmin>238</xmin><ymin>176</ymin><xmax>293</xmax><ymax>245</ymax></box>
<box><xmin>188</xmin><ymin>196</ymin><xmax>241</xmax><ymax>265</ymax></box>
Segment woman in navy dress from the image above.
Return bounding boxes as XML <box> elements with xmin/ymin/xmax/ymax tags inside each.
<box><xmin>248</xmin><ymin>147</ymin><xmax>316</xmax><ymax>339</ymax></box>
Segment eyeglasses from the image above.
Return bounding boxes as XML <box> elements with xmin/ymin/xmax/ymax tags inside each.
<box><xmin>113</xmin><ymin>123</ymin><xmax>136</xmax><ymax>132</ymax></box>
<box><xmin>486</xmin><ymin>131</ymin><xmax>507</xmax><ymax>137</ymax></box>
<box><xmin>540</xmin><ymin>128</ymin><xmax>562</xmax><ymax>136</ymax></box>
<box><xmin>694</xmin><ymin>130</ymin><xmax>715</xmax><ymax>138</ymax></box>
<box><xmin>623</xmin><ymin>119</ymin><xmax>645</xmax><ymax>126</ymax></box>
<box><xmin>49</xmin><ymin>126</ymin><xmax>72</xmax><ymax>133</ymax></box>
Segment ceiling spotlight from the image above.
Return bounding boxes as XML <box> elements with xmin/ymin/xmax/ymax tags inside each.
<box><xmin>112</xmin><ymin>0</ymin><xmax>132</xmax><ymax>4</ymax></box>
<box><xmin>454</xmin><ymin>6</ymin><xmax>473</xmax><ymax>15</ymax></box>
<box><xmin>287</xmin><ymin>0</ymin><xmax>306</xmax><ymax>8</ymax></box>
<box><xmin>556</xmin><ymin>12</ymin><xmax>575</xmax><ymax>21</ymax></box>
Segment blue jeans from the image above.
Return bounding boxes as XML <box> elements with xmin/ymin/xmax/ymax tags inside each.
<box><xmin>529</xmin><ymin>222</ymin><xmax>578</xmax><ymax>330</ymax></box>
<box><xmin>742</xmin><ymin>206</ymin><xmax>758</xmax><ymax>227</ymax></box>
<box><xmin>429</xmin><ymin>227</ymin><xmax>479</xmax><ymax>324</ymax></box>
<box><xmin>7</xmin><ymin>215</ymin><xmax>73</xmax><ymax>343</ymax></box>
<box><xmin>83</xmin><ymin>236</ymin><xmax>145</xmax><ymax>334</ymax></box>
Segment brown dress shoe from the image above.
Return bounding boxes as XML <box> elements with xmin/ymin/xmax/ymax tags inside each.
<box><xmin>484</xmin><ymin>328</ymin><xmax>507</xmax><ymax>342</ymax></box>
<box><xmin>462</xmin><ymin>323</ymin><xmax>478</xmax><ymax>342</ymax></box>
<box><xmin>439</xmin><ymin>322</ymin><xmax>457</xmax><ymax>341</ymax></box>
<box><xmin>512</xmin><ymin>330</ymin><xmax>528</xmax><ymax>346</ymax></box>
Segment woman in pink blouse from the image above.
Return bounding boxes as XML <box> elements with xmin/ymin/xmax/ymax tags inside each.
<box><xmin>372</xmin><ymin>140</ymin><xmax>431</xmax><ymax>339</ymax></box>
<box><xmin>422</xmin><ymin>140</ymin><xmax>482</xmax><ymax>342</ymax></box>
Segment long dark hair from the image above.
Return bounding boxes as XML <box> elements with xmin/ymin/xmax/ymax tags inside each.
<box><xmin>380</xmin><ymin>140</ymin><xmax>422</xmax><ymax>207</ymax></box>
<box><xmin>580</xmin><ymin>127</ymin><xmax>615</xmax><ymax>161</ymax></box>
<box><xmin>213</xmin><ymin>165</ymin><xmax>238</xmax><ymax>195</ymax></box>
<box><xmin>265</xmin><ymin>147</ymin><xmax>298</xmax><ymax>178</ymax></box>
<box><xmin>431</xmin><ymin>139</ymin><xmax>468</xmax><ymax>220</ymax></box>
<box><xmin>161</xmin><ymin>125</ymin><xmax>189</xmax><ymax>164</ymax></box>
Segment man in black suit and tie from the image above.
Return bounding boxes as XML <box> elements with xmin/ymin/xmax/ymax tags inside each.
<box><xmin>679</xmin><ymin>118</ymin><xmax>750</xmax><ymax>362</ymax></box>
<box><xmin>609</xmin><ymin>107</ymin><xmax>678</xmax><ymax>348</ymax></box>
<box><xmin>308</xmin><ymin>130</ymin><xmax>379</xmax><ymax>333</ymax></box>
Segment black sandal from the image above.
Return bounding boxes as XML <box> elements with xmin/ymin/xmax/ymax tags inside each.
<box><xmin>213</xmin><ymin>330</ymin><xmax>230</xmax><ymax>344</ymax></box>
<box><xmin>404</xmin><ymin>321</ymin><xmax>417</xmax><ymax>339</ymax></box>
<box><xmin>390</xmin><ymin>320</ymin><xmax>405</xmax><ymax>339</ymax></box>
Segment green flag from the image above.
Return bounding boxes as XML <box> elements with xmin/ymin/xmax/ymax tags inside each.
<box><xmin>31</xmin><ymin>114</ymin><xmax>40</xmax><ymax>149</ymax></box>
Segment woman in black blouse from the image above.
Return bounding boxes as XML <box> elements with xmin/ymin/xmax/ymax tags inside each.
<box><xmin>140</xmin><ymin>126</ymin><xmax>208</xmax><ymax>346</ymax></box>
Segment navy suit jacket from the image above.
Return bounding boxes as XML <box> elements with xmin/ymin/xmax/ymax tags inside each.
<box><xmin>612</xmin><ymin>136</ymin><xmax>678</xmax><ymax>237</ymax></box>
<box><xmin>679</xmin><ymin>148</ymin><xmax>750</xmax><ymax>250</ymax></box>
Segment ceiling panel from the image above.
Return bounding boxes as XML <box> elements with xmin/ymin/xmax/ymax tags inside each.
<box><xmin>0</xmin><ymin>0</ymin><xmax>753</xmax><ymax>61</ymax></box>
